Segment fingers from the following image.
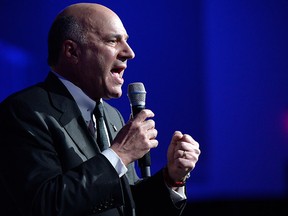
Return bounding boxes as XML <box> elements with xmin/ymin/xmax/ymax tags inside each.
<box><xmin>112</xmin><ymin>109</ymin><xmax>159</xmax><ymax>165</ymax></box>
<box><xmin>131</xmin><ymin>109</ymin><xmax>157</xmax><ymax>142</ymax></box>
<box><xmin>170</xmin><ymin>131</ymin><xmax>183</xmax><ymax>145</ymax></box>
<box><xmin>178</xmin><ymin>133</ymin><xmax>200</xmax><ymax>150</ymax></box>
<box><xmin>146</xmin><ymin>121</ymin><xmax>157</xmax><ymax>139</ymax></box>
<box><xmin>166</xmin><ymin>132</ymin><xmax>201</xmax><ymax>182</ymax></box>
<box><xmin>173</xmin><ymin>132</ymin><xmax>201</xmax><ymax>161</ymax></box>
<box><xmin>131</xmin><ymin>109</ymin><xmax>158</xmax><ymax>148</ymax></box>
<box><xmin>177</xmin><ymin>149</ymin><xmax>200</xmax><ymax>161</ymax></box>
<box><xmin>133</xmin><ymin>109</ymin><xmax>155</xmax><ymax>122</ymax></box>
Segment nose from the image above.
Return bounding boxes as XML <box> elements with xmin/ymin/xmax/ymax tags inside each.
<box><xmin>120</xmin><ymin>41</ymin><xmax>135</xmax><ymax>61</ymax></box>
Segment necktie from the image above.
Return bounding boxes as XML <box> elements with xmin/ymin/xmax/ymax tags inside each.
<box><xmin>94</xmin><ymin>102</ymin><xmax>109</xmax><ymax>151</ymax></box>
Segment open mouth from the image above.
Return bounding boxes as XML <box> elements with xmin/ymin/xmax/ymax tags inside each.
<box><xmin>111</xmin><ymin>66</ymin><xmax>126</xmax><ymax>83</ymax></box>
<box><xmin>111</xmin><ymin>68</ymin><xmax>123</xmax><ymax>73</ymax></box>
<box><xmin>111</xmin><ymin>66</ymin><xmax>126</xmax><ymax>77</ymax></box>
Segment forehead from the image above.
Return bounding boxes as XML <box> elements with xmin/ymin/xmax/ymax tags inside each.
<box><xmin>85</xmin><ymin>9</ymin><xmax>128</xmax><ymax>38</ymax></box>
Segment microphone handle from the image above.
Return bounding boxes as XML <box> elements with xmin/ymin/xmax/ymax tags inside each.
<box><xmin>131</xmin><ymin>105</ymin><xmax>151</xmax><ymax>178</ymax></box>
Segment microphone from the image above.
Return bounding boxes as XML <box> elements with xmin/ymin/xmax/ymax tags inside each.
<box><xmin>127</xmin><ymin>82</ymin><xmax>151</xmax><ymax>178</ymax></box>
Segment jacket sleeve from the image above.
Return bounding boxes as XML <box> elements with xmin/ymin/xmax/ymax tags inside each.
<box><xmin>0</xmin><ymin>95</ymin><xmax>125</xmax><ymax>216</ymax></box>
<box><xmin>131</xmin><ymin>169</ymin><xmax>187</xmax><ymax>216</ymax></box>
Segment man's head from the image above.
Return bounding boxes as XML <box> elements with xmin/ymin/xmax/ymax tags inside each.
<box><xmin>48</xmin><ymin>3</ymin><xmax>135</xmax><ymax>101</ymax></box>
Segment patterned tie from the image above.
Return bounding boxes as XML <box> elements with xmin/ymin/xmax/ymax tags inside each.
<box><xmin>93</xmin><ymin>102</ymin><xmax>109</xmax><ymax>151</ymax></box>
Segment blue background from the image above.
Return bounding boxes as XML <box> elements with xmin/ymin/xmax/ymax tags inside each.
<box><xmin>1</xmin><ymin>0</ymin><xmax>288</xmax><ymax>204</ymax></box>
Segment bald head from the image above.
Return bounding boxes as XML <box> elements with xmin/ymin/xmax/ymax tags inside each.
<box><xmin>47</xmin><ymin>2</ymin><xmax>135</xmax><ymax>100</ymax></box>
<box><xmin>58</xmin><ymin>3</ymin><xmax>117</xmax><ymax>20</ymax></box>
<box><xmin>47</xmin><ymin>3</ymin><xmax>123</xmax><ymax>67</ymax></box>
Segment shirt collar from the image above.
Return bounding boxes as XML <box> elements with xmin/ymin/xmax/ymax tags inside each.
<box><xmin>52</xmin><ymin>71</ymin><xmax>97</xmax><ymax>123</ymax></box>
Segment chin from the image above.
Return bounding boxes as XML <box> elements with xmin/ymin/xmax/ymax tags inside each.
<box><xmin>113</xmin><ymin>92</ymin><xmax>122</xmax><ymax>98</ymax></box>
<box><xmin>114</xmin><ymin>86</ymin><xmax>123</xmax><ymax>97</ymax></box>
<box><xmin>105</xmin><ymin>90</ymin><xmax>122</xmax><ymax>100</ymax></box>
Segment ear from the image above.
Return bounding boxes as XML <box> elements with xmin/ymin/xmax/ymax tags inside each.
<box><xmin>62</xmin><ymin>40</ymin><xmax>80</xmax><ymax>63</ymax></box>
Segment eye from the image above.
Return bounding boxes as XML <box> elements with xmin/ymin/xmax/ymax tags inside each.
<box><xmin>108</xmin><ymin>39</ymin><xmax>117</xmax><ymax>44</ymax></box>
<box><xmin>104</xmin><ymin>35</ymin><xmax>124</xmax><ymax>46</ymax></box>
<box><xmin>106</xmin><ymin>38</ymin><xmax>118</xmax><ymax>46</ymax></box>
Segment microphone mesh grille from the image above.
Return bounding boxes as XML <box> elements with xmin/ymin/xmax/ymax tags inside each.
<box><xmin>127</xmin><ymin>82</ymin><xmax>146</xmax><ymax>106</ymax></box>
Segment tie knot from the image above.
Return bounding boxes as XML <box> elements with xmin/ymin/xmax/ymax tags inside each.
<box><xmin>94</xmin><ymin>102</ymin><xmax>104</xmax><ymax>118</ymax></box>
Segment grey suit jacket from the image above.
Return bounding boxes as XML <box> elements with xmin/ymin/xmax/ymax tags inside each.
<box><xmin>0</xmin><ymin>72</ymin><xmax>186</xmax><ymax>216</ymax></box>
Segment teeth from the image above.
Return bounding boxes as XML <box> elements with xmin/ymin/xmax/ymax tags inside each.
<box><xmin>111</xmin><ymin>70</ymin><xmax>121</xmax><ymax>77</ymax></box>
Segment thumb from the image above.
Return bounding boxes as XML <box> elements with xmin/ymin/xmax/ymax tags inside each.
<box><xmin>167</xmin><ymin>131</ymin><xmax>183</xmax><ymax>155</ymax></box>
<box><xmin>171</xmin><ymin>131</ymin><xmax>183</xmax><ymax>145</ymax></box>
<box><xmin>167</xmin><ymin>131</ymin><xmax>183</xmax><ymax>166</ymax></box>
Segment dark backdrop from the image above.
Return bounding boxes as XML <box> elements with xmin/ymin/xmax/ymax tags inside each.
<box><xmin>1</xmin><ymin>0</ymin><xmax>288</xmax><ymax>214</ymax></box>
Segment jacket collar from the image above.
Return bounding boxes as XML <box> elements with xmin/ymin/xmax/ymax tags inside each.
<box><xmin>44</xmin><ymin>72</ymin><xmax>99</xmax><ymax>159</ymax></box>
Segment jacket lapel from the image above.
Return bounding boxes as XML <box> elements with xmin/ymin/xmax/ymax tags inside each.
<box><xmin>102</xmin><ymin>101</ymin><xmax>124</xmax><ymax>142</ymax></box>
<box><xmin>44</xmin><ymin>72</ymin><xmax>99</xmax><ymax>159</ymax></box>
<box><xmin>44</xmin><ymin>73</ymin><xmax>135</xmax><ymax>216</ymax></box>
<box><xmin>62</xmin><ymin>115</ymin><xmax>99</xmax><ymax>159</ymax></box>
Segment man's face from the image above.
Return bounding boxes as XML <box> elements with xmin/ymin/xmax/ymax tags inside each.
<box><xmin>76</xmin><ymin>11</ymin><xmax>135</xmax><ymax>101</ymax></box>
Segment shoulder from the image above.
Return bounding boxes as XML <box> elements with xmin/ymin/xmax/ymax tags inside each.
<box><xmin>103</xmin><ymin>101</ymin><xmax>122</xmax><ymax>117</ymax></box>
<box><xmin>102</xmin><ymin>101</ymin><xmax>126</xmax><ymax>128</ymax></box>
<box><xmin>0</xmin><ymin>83</ymin><xmax>45</xmax><ymax>109</ymax></box>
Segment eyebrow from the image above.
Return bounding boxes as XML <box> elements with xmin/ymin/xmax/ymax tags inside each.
<box><xmin>110</xmin><ymin>33</ymin><xmax>129</xmax><ymax>40</ymax></box>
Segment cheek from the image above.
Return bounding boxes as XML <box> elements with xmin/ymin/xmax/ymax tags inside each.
<box><xmin>81</xmin><ymin>47</ymin><xmax>116</xmax><ymax>80</ymax></box>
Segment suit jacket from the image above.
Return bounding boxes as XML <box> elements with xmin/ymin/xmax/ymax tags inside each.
<box><xmin>0</xmin><ymin>72</ymin><xmax>186</xmax><ymax>216</ymax></box>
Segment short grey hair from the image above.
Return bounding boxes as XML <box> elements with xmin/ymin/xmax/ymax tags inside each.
<box><xmin>47</xmin><ymin>15</ymin><xmax>87</xmax><ymax>66</ymax></box>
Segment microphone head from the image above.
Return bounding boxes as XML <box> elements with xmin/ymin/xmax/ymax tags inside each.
<box><xmin>127</xmin><ymin>82</ymin><xmax>146</xmax><ymax>106</ymax></box>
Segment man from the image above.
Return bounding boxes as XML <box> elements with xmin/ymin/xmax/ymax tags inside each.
<box><xmin>0</xmin><ymin>3</ymin><xmax>200</xmax><ymax>216</ymax></box>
